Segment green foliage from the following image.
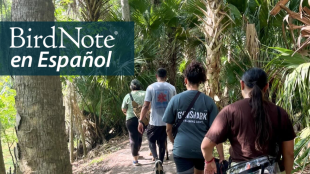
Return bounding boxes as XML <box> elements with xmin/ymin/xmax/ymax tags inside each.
<box><xmin>227</xmin><ymin>0</ymin><xmax>247</xmax><ymax>14</ymax></box>
<box><xmin>0</xmin><ymin>76</ymin><xmax>17</xmax><ymax>171</ymax></box>
<box><xmin>265</xmin><ymin>47</ymin><xmax>310</xmax><ymax>172</ymax></box>
<box><xmin>55</xmin><ymin>0</ymin><xmax>77</xmax><ymax>21</ymax></box>
<box><xmin>0</xmin><ymin>76</ymin><xmax>16</xmax><ymax>136</ymax></box>
<box><xmin>227</xmin><ymin>4</ymin><xmax>242</xmax><ymax>26</ymax></box>
<box><xmin>267</xmin><ymin>48</ymin><xmax>310</xmax><ymax>126</ymax></box>
<box><xmin>0</xmin><ymin>0</ymin><xmax>11</xmax><ymax>21</ymax></box>
<box><xmin>293</xmin><ymin>127</ymin><xmax>310</xmax><ymax>172</ymax></box>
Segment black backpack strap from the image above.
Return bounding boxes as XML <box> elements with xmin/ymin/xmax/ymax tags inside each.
<box><xmin>129</xmin><ymin>92</ymin><xmax>134</xmax><ymax>102</ymax></box>
<box><xmin>174</xmin><ymin>91</ymin><xmax>201</xmax><ymax>131</ymax></box>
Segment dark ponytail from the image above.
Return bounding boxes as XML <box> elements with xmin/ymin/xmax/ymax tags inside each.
<box><xmin>242</xmin><ymin>68</ymin><xmax>271</xmax><ymax>151</ymax></box>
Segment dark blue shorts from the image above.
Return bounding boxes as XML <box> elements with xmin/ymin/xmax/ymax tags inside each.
<box><xmin>173</xmin><ymin>154</ymin><xmax>204</xmax><ymax>173</ymax></box>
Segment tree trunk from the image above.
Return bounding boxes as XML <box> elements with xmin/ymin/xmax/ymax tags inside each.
<box><xmin>12</xmin><ymin>1</ymin><xmax>72</xmax><ymax>172</ymax></box>
<box><xmin>72</xmin><ymin>89</ymin><xmax>87</xmax><ymax>157</ymax></box>
<box><xmin>68</xmin><ymin>82</ymin><xmax>74</xmax><ymax>163</ymax></box>
<box><xmin>121</xmin><ymin>0</ymin><xmax>130</xmax><ymax>21</ymax></box>
<box><xmin>14</xmin><ymin>76</ymin><xmax>72</xmax><ymax>174</ymax></box>
<box><xmin>246</xmin><ymin>24</ymin><xmax>260</xmax><ymax>67</ymax></box>
<box><xmin>199</xmin><ymin>0</ymin><xmax>229</xmax><ymax>106</ymax></box>
<box><xmin>0</xmin><ymin>134</ymin><xmax>6</xmax><ymax>174</ymax></box>
<box><xmin>78</xmin><ymin>112</ymin><xmax>87</xmax><ymax>157</ymax></box>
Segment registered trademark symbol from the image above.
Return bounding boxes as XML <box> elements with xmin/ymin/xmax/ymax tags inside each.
<box><xmin>114</xmin><ymin>31</ymin><xmax>118</xmax><ymax>35</ymax></box>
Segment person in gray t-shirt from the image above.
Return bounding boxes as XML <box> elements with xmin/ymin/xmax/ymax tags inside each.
<box><xmin>138</xmin><ymin>68</ymin><xmax>176</xmax><ymax>173</ymax></box>
<box><xmin>162</xmin><ymin>62</ymin><xmax>225</xmax><ymax>174</ymax></box>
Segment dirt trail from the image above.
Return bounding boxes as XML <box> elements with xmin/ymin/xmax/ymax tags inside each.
<box><xmin>72</xmin><ymin>134</ymin><xmax>309</xmax><ymax>174</ymax></box>
<box><xmin>73</xmin><ymin>134</ymin><xmax>177</xmax><ymax>174</ymax></box>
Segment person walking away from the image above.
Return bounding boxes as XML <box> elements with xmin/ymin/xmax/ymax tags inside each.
<box><xmin>201</xmin><ymin>68</ymin><xmax>295</xmax><ymax>174</ymax></box>
<box><xmin>163</xmin><ymin>62</ymin><xmax>225</xmax><ymax>174</ymax></box>
<box><xmin>138</xmin><ymin>68</ymin><xmax>177</xmax><ymax>174</ymax></box>
<box><xmin>122</xmin><ymin>79</ymin><xmax>146</xmax><ymax>166</ymax></box>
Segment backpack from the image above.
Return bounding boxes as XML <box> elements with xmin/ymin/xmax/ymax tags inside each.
<box><xmin>129</xmin><ymin>92</ymin><xmax>151</xmax><ymax>127</ymax></box>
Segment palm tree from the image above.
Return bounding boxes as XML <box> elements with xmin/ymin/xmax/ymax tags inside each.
<box><xmin>121</xmin><ymin>0</ymin><xmax>130</xmax><ymax>21</ymax></box>
<box><xmin>79</xmin><ymin>0</ymin><xmax>110</xmax><ymax>21</ymax></box>
<box><xmin>130</xmin><ymin>0</ymin><xmax>204</xmax><ymax>86</ymax></box>
<box><xmin>197</xmin><ymin>0</ymin><xmax>230</xmax><ymax>104</ymax></box>
<box><xmin>11</xmin><ymin>0</ymin><xmax>72</xmax><ymax>173</ymax></box>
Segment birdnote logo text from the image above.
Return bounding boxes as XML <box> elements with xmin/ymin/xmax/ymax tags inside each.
<box><xmin>10</xmin><ymin>26</ymin><xmax>115</xmax><ymax>72</ymax></box>
<box><xmin>0</xmin><ymin>22</ymin><xmax>134</xmax><ymax>76</ymax></box>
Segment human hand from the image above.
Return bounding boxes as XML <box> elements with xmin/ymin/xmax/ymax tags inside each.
<box><xmin>138</xmin><ymin>122</ymin><xmax>144</xmax><ymax>134</ymax></box>
<box><xmin>204</xmin><ymin>159</ymin><xmax>217</xmax><ymax>174</ymax></box>
<box><xmin>219</xmin><ymin>157</ymin><xmax>225</xmax><ymax>164</ymax></box>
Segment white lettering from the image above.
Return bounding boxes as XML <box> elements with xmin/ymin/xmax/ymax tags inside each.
<box><xmin>81</xmin><ymin>35</ymin><xmax>94</xmax><ymax>48</ymax></box>
<box><xmin>57</xmin><ymin>56</ymin><xmax>69</xmax><ymax>72</ymax></box>
<box><xmin>21</xmin><ymin>56</ymin><xmax>32</xmax><ymax>67</ymax></box>
<box><xmin>59</xmin><ymin>27</ymin><xmax>82</xmax><ymax>48</ymax></box>
<box><xmin>38</xmin><ymin>52</ymin><xmax>49</xmax><ymax>67</ymax></box>
<box><xmin>104</xmin><ymin>35</ymin><xmax>115</xmax><ymax>48</ymax></box>
<box><xmin>10</xmin><ymin>27</ymin><xmax>25</xmax><ymax>48</ymax></box>
<box><xmin>70</xmin><ymin>56</ymin><xmax>81</xmax><ymax>67</ymax></box>
<box><xmin>43</xmin><ymin>26</ymin><xmax>57</xmax><ymax>48</ymax></box>
<box><xmin>11</xmin><ymin>56</ymin><xmax>21</xmax><ymax>67</ymax></box>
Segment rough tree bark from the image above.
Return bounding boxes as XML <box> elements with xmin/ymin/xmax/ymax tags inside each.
<box><xmin>246</xmin><ymin>24</ymin><xmax>260</xmax><ymax>67</ymax></box>
<box><xmin>12</xmin><ymin>0</ymin><xmax>72</xmax><ymax>173</ymax></box>
<box><xmin>198</xmin><ymin>0</ymin><xmax>230</xmax><ymax>105</ymax></box>
<box><xmin>75</xmin><ymin>102</ymin><xmax>87</xmax><ymax>157</ymax></box>
<box><xmin>14</xmin><ymin>76</ymin><xmax>72</xmax><ymax>174</ymax></box>
<box><xmin>67</xmin><ymin>82</ymin><xmax>74</xmax><ymax>163</ymax></box>
<box><xmin>121</xmin><ymin>0</ymin><xmax>130</xmax><ymax>21</ymax></box>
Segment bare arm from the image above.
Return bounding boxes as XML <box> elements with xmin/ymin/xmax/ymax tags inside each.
<box><xmin>201</xmin><ymin>137</ymin><xmax>217</xmax><ymax>161</ymax></box>
<box><xmin>216</xmin><ymin>143</ymin><xmax>225</xmax><ymax>162</ymax></box>
<box><xmin>138</xmin><ymin>101</ymin><xmax>151</xmax><ymax>134</ymax></box>
<box><xmin>122</xmin><ymin>109</ymin><xmax>127</xmax><ymax>115</ymax></box>
<box><xmin>166</xmin><ymin>124</ymin><xmax>174</xmax><ymax>144</ymax></box>
<box><xmin>201</xmin><ymin>137</ymin><xmax>217</xmax><ymax>174</ymax></box>
<box><xmin>140</xmin><ymin>101</ymin><xmax>151</xmax><ymax>120</ymax></box>
<box><xmin>282</xmin><ymin>140</ymin><xmax>294</xmax><ymax>174</ymax></box>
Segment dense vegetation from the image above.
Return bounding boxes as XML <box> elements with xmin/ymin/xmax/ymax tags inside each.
<box><xmin>0</xmin><ymin>0</ymin><xmax>309</xmax><ymax>173</ymax></box>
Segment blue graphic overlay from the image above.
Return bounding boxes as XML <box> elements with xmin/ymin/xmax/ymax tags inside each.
<box><xmin>0</xmin><ymin>22</ymin><xmax>134</xmax><ymax>75</ymax></box>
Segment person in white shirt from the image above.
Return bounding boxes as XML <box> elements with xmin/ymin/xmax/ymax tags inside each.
<box><xmin>138</xmin><ymin>68</ymin><xmax>176</xmax><ymax>173</ymax></box>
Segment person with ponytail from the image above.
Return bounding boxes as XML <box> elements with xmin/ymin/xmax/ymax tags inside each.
<box><xmin>201</xmin><ymin>68</ymin><xmax>295</xmax><ymax>174</ymax></box>
<box><xmin>163</xmin><ymin>61</ymin><xmax>225</xmax><ymax>174</ymax></box>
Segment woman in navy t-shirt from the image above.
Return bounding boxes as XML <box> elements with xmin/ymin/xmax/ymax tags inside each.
<box><xmin>163</xmin><ymin>62</ymin><xmax>225</xmax><ymax>174</ymax></box>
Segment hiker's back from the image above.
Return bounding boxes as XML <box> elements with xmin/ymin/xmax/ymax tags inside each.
<box><xmin>163</xmin><ymin>90</ymin><xmax>218</xmax><ymax>159</ymax></box>
<box><xmin>145</xmin><ymin>82</ymin><xmax>176</xmax><ymax>126</ymax></box>
<box><xmin>209</xmin><ymin>98</ymin><xmax>295</xmax><ymax>162</ymax></box>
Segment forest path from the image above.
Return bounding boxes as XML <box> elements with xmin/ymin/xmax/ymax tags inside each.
<box><xmin>72</xmin><ymin>133</ymin><xmax>310</xmax><ymax>174</ymax></box>
<box><xmin>73</xmin><ymin>134</ymin><xmax>177</xmax><ymax>174</ymax></box>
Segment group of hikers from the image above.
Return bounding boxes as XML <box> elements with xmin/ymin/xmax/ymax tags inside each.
<box><xmin>121</xmin><ymin>61</ymin><xmax>295</xmax><ymax>174</ymax></box>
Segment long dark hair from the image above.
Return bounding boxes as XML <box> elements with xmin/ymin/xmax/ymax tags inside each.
<box><xmin>184</xmin><ymin>61</ymin><xmax>206</xmax><ymax>85</ymax></box>
<box><xmin>242</xmin><ymin>68</ymin><xmax>271</xmax><ymax>151</ymax></box>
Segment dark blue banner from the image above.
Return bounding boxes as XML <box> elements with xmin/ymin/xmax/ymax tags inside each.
<box><xmin>0</xmin><ymin>22</ymin><xmax>134</xmax><ymax>75</ymax></box>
